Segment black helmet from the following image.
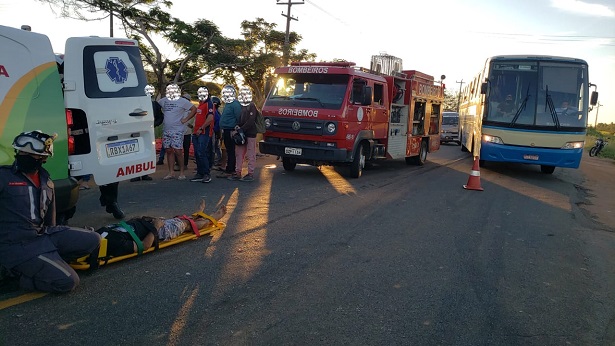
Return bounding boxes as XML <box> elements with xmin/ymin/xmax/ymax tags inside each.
<box><xmin>232</xmin><ymin>129</ymin><xmax>246</xmax><ymax>145</ymax></box>
<box><xmin>211</xmin><ymin>96</ymin><xmax>221</xmax><ymax>107</ymax></box>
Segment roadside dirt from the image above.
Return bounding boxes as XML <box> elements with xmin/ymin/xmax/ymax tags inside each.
<box><xmin>575</xmin><ymin>155</ymin><xmax>615</xmax><ymax>230</ymax></box>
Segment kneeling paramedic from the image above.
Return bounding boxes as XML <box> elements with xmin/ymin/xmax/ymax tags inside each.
<box><xmin>0</xmin><ymin>131</ymin><xmax>101</xmax><ymax>293</ymax></box>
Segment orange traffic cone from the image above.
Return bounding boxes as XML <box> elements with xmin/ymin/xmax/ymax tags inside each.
<box><xmin>463</xmin><ymin>156</ymin><xmax>484</xmax><ymax>191</ymax></box>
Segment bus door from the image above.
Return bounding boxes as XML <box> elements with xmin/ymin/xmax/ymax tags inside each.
<box><xmin>64</xmin><ymin>37</ymin><xmax>156</xmax><ymax>185</ymax></box>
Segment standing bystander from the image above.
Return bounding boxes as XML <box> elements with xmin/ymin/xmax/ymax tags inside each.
<box><xmin>217</xmin><ymin>85</ymin><xmax>242</xmax><ymax>178</ymax></box>
<box><xmin>158</xmin><ymin>84</ymin><xmax>196</xmax><ymax>180</ymax></box>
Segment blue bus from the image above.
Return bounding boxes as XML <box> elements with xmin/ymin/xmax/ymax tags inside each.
<box><xmin>458</xmin><ymin>55</ymin><xmax>599</xmax><ymax>174</ymax></box>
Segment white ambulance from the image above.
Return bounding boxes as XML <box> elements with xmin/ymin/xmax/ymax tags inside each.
<box><xmin>0</xmin><ymin>25</ymin><xmax>156</xmax><ymax>223</ymax></box>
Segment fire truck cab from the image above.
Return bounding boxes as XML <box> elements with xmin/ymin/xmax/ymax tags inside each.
<box><xmin>259</xmin><ymin>55</ymin><xmax>445</xmax><ymax>178</ymax></box>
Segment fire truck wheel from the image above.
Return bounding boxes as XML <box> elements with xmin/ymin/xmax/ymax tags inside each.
<box><xmin>349</xmin><ymin>145</ymin><xmax>365</xmax><ymax>178</ymax></box>
<box><xmin>282</xmin><ymin>157</ymin><xmax>296</xmax><ymax>171</ymax></box>
<box><xmin>406</xmin><ymin>141</ymin><xmax>428</xmax><ymax>166</ymax></box>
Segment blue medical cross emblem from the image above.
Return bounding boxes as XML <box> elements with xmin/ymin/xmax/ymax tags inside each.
<box><xmin>105</xmin><ymin>57</ymin><xmax>128</xmax><ymax>84</ymax></box>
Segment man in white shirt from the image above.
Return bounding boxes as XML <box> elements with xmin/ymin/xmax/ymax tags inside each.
<box><xmin>158</xmin><ymin>84</ymin><xmax>196</xmax><ymax>180</ymax></box>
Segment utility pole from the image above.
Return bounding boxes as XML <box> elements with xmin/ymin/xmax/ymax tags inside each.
<box><xmin>109</xmin><ymin>11</ymin><xmax>113</xmax><ymax>37</ymax></box>
<box><xmin>594</xmin><ymin>102</ymin><xmax>602</xmax><ymax>128</ymax></box>
<box><xmin>277</xmin><ymin>0</ymin><xmax>304</xmax><ymax>65</ymax></box>
<box><xmin>456</xmin><ymin>79</ymin><xmax>464</xmax><ymax>111</ymax></box>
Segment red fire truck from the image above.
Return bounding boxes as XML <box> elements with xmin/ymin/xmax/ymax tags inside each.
<box><xmin>259</xmin><ymin>55</ymin><xmax>445</xmax><ymax>178</ymax></box>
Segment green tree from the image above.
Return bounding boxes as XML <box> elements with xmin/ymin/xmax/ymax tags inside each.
<box><xmin>443</xmin><ymin>88</ymin><xmax>459</xmax><ymax>111</ymax></box>
<box><xmin>213</xmin><ymin>18</ymin><xmax>316</xmax><ymax>107</ymax></box>
<box><xmin>36</xmin><ymin>0</ymin><xmax>232</xmax><ymax>97</ymax></box>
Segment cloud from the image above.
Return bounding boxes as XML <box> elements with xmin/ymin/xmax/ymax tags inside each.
<box><xmin>551</xmin><ymin>0</ymin><xmax>615</xmax><ymax>17</ymax></box>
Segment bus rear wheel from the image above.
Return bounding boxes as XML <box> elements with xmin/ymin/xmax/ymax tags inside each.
<box><xmin>540</xmin><ymin>165</ymin><xmax>555</xmax><ymax>174</ymax></box>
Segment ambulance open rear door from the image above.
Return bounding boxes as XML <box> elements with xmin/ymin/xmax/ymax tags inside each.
<box><xmin>64</xmin><ymin>37</ymin><xmax>156</xmax><ymax>185</ymax></box>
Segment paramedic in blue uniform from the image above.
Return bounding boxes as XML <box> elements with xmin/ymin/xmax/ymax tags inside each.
<box><xmin>0</xmin><ymin>131</ymin><xmax>101</xmax><ymax>293</ymax></box>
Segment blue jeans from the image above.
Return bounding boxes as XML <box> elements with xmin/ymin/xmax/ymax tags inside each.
<box><xmin>192</xmin><ymin>133</ymin><xmax>211</xmax><ymax>176</ymax></box>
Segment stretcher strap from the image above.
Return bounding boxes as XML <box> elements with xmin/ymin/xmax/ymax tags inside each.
<box><xmin>179</xmin><ymin>215</ymin><xmax>201</xmax><ymax>237</ymax></box>
<box><xmin>119</xmin><ymin>221</ymin><xmax>144</xmax><ymax>255</ymax></box>
<box><xmin>191</xmin><ymin>211</ymin><xmax>219</xmax><ymax>227</ymax></box>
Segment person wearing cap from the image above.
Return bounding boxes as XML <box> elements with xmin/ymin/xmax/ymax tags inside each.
<box><xmin>0</xmin><ymin>131</ymin><xmax>101</xmax><ymax>293</ymax></box>
<box><xmin>217</xmin><ymin>85</ymin><xmax>242</xmax><ymax>178</ymax></box>
<box><xmin>158</xmin><ymin>84</ymin><xmax>197</xmax><ymax>180</ymax></box>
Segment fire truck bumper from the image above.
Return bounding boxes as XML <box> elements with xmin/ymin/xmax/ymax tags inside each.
<box><xmin>259</xmin><ymin>141</ymin><xmax>349</xmax><ymax>162</ymax></box>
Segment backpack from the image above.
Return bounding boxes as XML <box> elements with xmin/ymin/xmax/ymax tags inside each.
<box><xmin>255</xmin><ymin>109</ymin><xmax>266</xmax><ymax>134</ymax></box>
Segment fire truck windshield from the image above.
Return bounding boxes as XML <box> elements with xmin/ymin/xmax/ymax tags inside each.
<box><xmin>267</xmin><ymin>74</ymin><xmax>349</xmax><ymax>110</ymax></box>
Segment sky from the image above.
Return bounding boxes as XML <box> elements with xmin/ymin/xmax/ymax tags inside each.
<box><xmin>1</xmin><ymin>0</ymin><xmax>614</xmax><ymax>124</ymax></box>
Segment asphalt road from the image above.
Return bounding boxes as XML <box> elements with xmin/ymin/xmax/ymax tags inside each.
<box><xmin>1</xmin><ymin>145</ymin><xmax>614</xmax><ymax>346</ymax></box>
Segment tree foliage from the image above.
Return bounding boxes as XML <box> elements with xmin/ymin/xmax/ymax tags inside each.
<box><xmin>212</xmin><ymin>18</ymin><xmax>316</xmax><ymax>107</ymax></box>
<box><xmin>36</xmin><ymin>1</ymin><xmax>316</xmax><ymax>103</ymax></box>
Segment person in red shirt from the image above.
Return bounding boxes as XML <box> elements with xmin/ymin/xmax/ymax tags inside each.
<box><xmin>184</xmin><ymin>87</ymin><xmax>215</xmax><ymax>183</ymax></box>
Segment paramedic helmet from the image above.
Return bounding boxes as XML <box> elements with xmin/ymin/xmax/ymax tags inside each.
<box><xmin>221</xmin><ymin>85</ymin><xmax>236</xmax><ymax>104</ymax></box>
<box><xmin>12</xmin><ymin>130</ymin><xmax>57</xmax><ymax>157</ymax></box>
<box><xmin>144</xmin><ymin>84</ymin><xmax>155</xmax><ymax>97</ymax></box>
<box><xmin>211</xmin><ymin>96</ymin><xmax>221</xmax><ymax>108</ymax></box>
<box><xmin>237</xmin><ymin>86</ymin><xmax>253</xmax><ymax>106</ymax></box>
<box><xmin>166</xmin><ymin>84</ymin><xmax>181</xmax><ymax>101</ymax></box>
<box><xmin>197</xmin><ymin>87</ymin><xmax>209</xmax><ymax>101</ymax></box>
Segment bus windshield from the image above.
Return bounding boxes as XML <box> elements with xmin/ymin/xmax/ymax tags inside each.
<box><xmin>485</xmin><ymin>60</ymin><xmax>588</xmax><ymax>130</ymax></box>
<box><xmin>267</xmin><ymin>74</ymin><xmax>349</xmax><ymax>110</ymax></box>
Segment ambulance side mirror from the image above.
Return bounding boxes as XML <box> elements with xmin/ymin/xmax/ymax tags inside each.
<box><xmin>362</xmin><ymin>85</ymin><xmax>373</xmax><ymax>106</ymax></box>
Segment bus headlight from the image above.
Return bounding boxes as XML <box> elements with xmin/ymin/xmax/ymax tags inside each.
<box><xmin>483</xmin><ymin>134</ymin><xmax>503</xmax><ymax>144</ymax></box>
<box><xmin>325</xmin><ymin>122</ymin><xmax>337</xmax><ymax>134</ymax></box>
<box><xmin>562</xmin><ymin>141</ymin><xmax>584</xmax><ymax>149</ymax></box>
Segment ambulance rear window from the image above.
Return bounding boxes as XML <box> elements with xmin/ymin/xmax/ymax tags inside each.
<box><xmin>82</xmin><ymin>45</ymin><xmax>148</xmax><ymax>98</ymax></box>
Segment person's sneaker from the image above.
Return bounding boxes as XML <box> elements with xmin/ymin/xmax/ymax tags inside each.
<box><xmin>163</xmin><ymin>174</ymin><xmax>175</xmax><ymax>180</ymax></box>
<box><xmin>190</xmin><ymin>174</ymin><xmax>204</xmax><ymax>182</ymax></box>
<box><xmin>240</xmin><ymin>174</ymin><xmax>254</xmax><ymax>182</ymax></box>
<box><xmin>202</xmin><ymin>174</ymin><xmax>212</xmax><ymax>183</ymax></box>
<box><xmin>227</xmin><ymin>173</ymin><xmax>240</xmax><ymax>181</ymax></box>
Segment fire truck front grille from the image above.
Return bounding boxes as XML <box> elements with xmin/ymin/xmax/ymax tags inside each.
<box><xmin>269</xmin><ymin>118</ymin><xmax>328</xmax><ymax>136</ymax></box>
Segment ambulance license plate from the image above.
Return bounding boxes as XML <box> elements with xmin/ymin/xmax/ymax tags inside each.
<box><xmin>523</xmin><ymin>154</ymin><xmax>539</xmax><ymax>160</ymax></box>
<box><xmin>106</xmin><ymin>139</ymin><xmax>139</xmax><ymax>158</ymax></box>
<box><xmin>285</xmin><ymin>147</ymin><xmax>302</xmax><ymax>156</ymax></box>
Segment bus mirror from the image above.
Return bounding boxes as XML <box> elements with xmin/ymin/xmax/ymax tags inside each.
<box><xmin>590</xmin><ymin>91</ymin><xmax>598</xmax><ymax>106</ymax></box>
<box><xmin>480</xmin><ymin>82</ymin><xmax>488</xmax><ymax>94</ymax></box>
<box><xmin>362</xmin><ymin>85</ymin><xmax>373</xmax><ymax>106</ymax></box>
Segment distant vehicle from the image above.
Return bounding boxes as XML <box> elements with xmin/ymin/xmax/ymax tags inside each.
<box><xmin>440</xmin><ymin>111</ymin><xmax>460</xmax><ymax>145</ymax></box>
<box><xmin>458</xmin><ymin>55</ymin><xmax>599</xmax><ymax>174</ymax></box>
